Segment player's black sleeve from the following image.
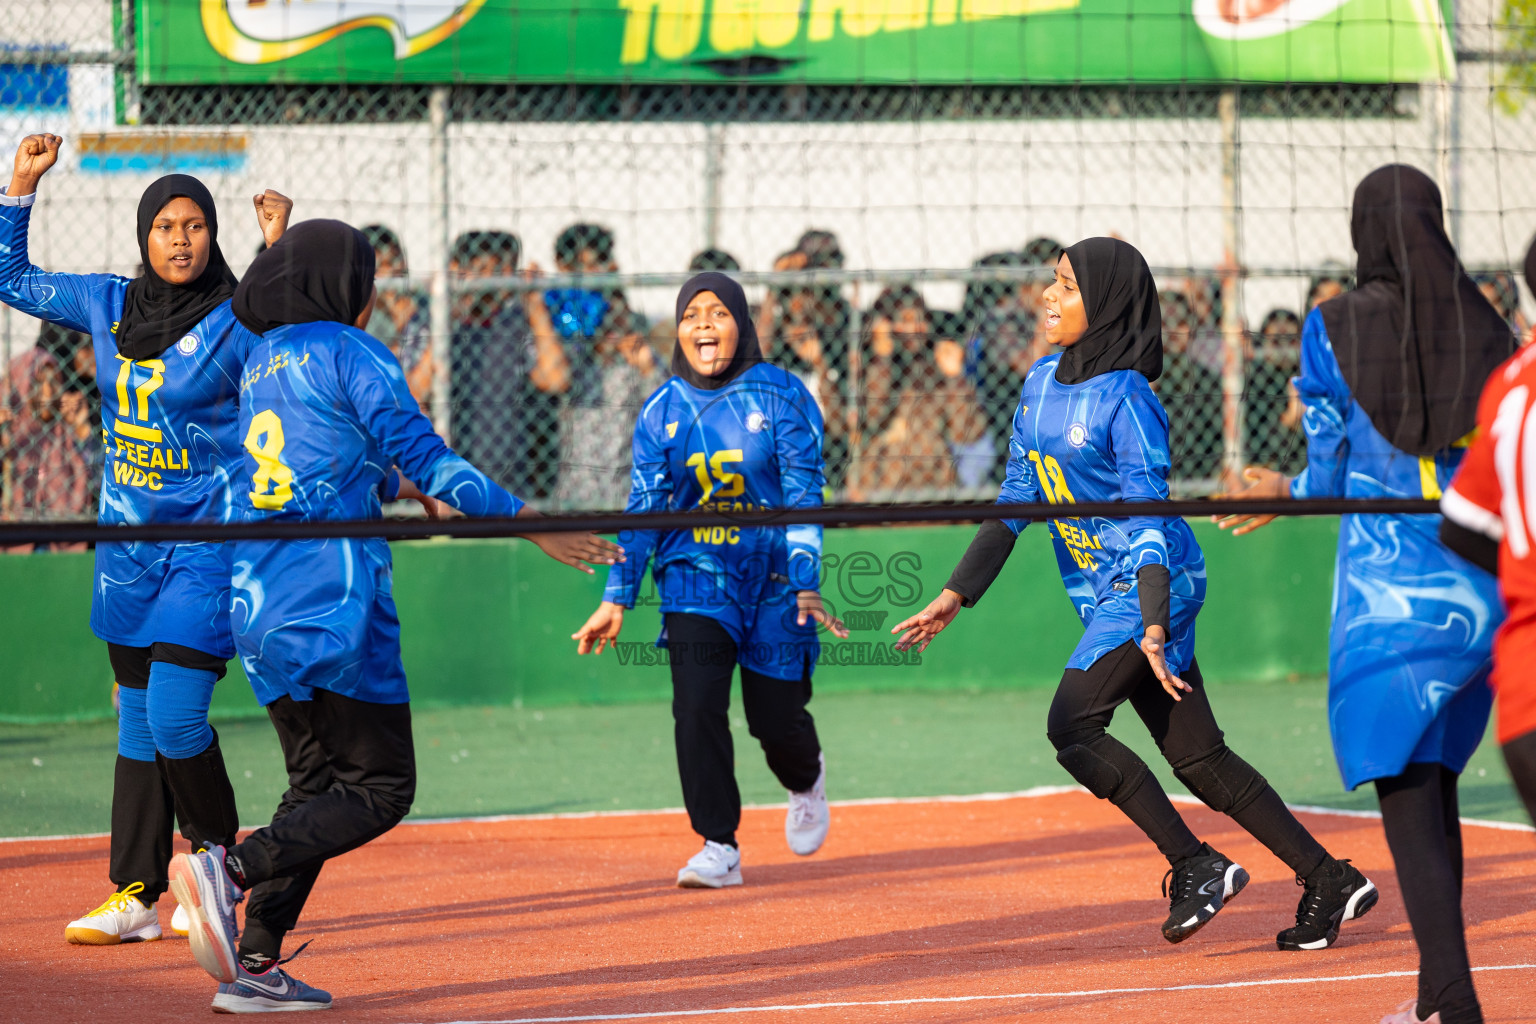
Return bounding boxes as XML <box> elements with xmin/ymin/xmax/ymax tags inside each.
<box><xmin>1439</xmin><ymin>519</ymin><xmax>1498</xmax><ymax>575</ymax></box>
<box><xmin>1136</xmin><ymin>564</ymin><xmax>1170</xmax><ymax>635</ymax></box>
<box><xmin>944</xmin><ymin>519</ymin><xmax>1017</xmax><ymax>607</ymax></box>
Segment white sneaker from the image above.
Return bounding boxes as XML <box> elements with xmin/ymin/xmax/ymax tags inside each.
<box><xmin>677</xmin><ymin>841</ymin><xmax>742</xmax><ymax>888</ymax></box>
<box><xmin>170</xmin><ymin>900</ymin><xmax>190</xmax><ymax>937</ymax></box>
<box><xmin>65</xmin><ymin>882</ymin><xmax>163</xmax><ymax>945</ymax></box>
<box><xmin>786</xmin><ymin>753</ymin><xmax>830</xmax><ymax>856</ymax></box>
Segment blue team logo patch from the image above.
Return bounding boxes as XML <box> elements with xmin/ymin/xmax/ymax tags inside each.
<box><xmin>176</xmin><ymin>334</ymin><xmax>199</xmax><ymax>355</ymax></box>
<box><xmin>1067</xmin><ymin>422</ymin><xmax>1088</xmax><ymax>447</ymax></box>
<box><xmin>746</xmin><ymin>411</ymin><xmax>767</xmax><ymax>433</ymax></box>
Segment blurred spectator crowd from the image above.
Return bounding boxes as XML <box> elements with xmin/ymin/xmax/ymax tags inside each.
<box><xmin>3</xmin><ymin>225</ymin><xmax>1532</xmax><ymax>535</ymax></box>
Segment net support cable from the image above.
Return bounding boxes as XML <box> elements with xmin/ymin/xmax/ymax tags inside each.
<box><xmin>0</xmin><ymin>498</ymin><xmax>1438</xmax><ymax>546</ymax></box>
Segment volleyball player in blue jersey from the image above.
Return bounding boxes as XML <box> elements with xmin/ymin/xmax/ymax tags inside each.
<box><xmin>572</xmin><ymin>272</ymin><xmax>848</xmax><ymax>888</ymax></box>
<box><xmin>168</xmin><ymin>220</ymin><xmax>621</xmax><ymax>1011</ymax></box>
<box><xmin>1221</xmin><ymin>166</ymin><xmax>1511</xmax><ymax>1024</ymax></box>
<box><xmin>0</xmin><ymin>134</ymin><xmax>291</xmax><ymax>945</ymax></box>
<box><xmin>894</xmin><ymin>238</ymin><xmax>1374</xmax><ymax>948</ymax></box>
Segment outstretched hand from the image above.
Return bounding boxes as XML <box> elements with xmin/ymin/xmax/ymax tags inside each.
<box><xmin>253</xmin><ymin>189</ymin><xmax>294</xmax><ymax>249</ymax></box>
<box><xmin>1140</xmin><ymin>626</ymin><xmax>1193</xmax><ymax>702</ymax></box>
<box><xmin>1211</xmin><ymin>465</ymin><xmax>1290</xmax><ymax>536</ymax></box>
<box><xmin>515</xmin><ymin>507</ymin><xmax>625</xmax><ymax>574</ymax></box>
<box><xmin>890</xmin><ymin>588</ymin><xmax>963</xmax><ymax>653</ymax></box>
<box><xmin>393</xmin><ymin>473</ymin><xmax>447</xmax><ymax>520</ymax></box>
<box><xmin>572</xmin><ymin>601</ymin><xmax>625</xmax><ymax>655</ymax></box>
<box><xmin>10</xmin><ymin>134</ymin><xmax>62</xmax><ymax>195</ymax></box>
<box><xmin>797</xmin><ymin>591</ymin><xmax>849</xmax><ymax>638</ymax></box>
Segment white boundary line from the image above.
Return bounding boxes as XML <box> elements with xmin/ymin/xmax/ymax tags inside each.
<box><xmin>422</xmin><ymin>964</ymin><xmax>1536</xmax><ymax>1024</ymax></box>
<box><xmin>1165</xmin><ymin>794</ymin><xmax>1536</xmax><ymax>834</ymax></box>
<box><xmin>404</xmin><ymin>785</ymin><xmax>1086</xmax><ymax>827</ymax></box>
<box><xmin>3</xmin><ymin>785</ymin><xmax>1529</xmax><ymax>843</ymax></box>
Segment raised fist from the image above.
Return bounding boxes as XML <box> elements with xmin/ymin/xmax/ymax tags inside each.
<box><xmin>11</xmin><ymin>134</ymin><xmax>62</xmax><ymax>193</ymax></box>
<box><xmin>773</xmin><ymin>250</ymin><xmax>807</xmax><ymax>273</ymax></box>
<box><xmin>252</xmin><ymin>189</ymin><xmax>294</xmax><ymax>249</ymax></box>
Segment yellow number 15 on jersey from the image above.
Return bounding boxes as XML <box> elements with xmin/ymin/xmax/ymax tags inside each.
<box><xmin>244</xmin><ymin>409</ymin><xmax>295</xmax><ymax>511</ymax></box>
<box><xmin>686</xmin><ymin>449</ymin><xmax>744</xmax><ymax>502</ymax></box>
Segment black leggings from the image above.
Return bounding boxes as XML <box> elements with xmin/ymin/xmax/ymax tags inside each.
<box><xmin>234</xmin><ymin>690</ymin><xmax>415</xmax><ymax>959</ymax></box>
<box><xmin>1375</xmin><ymin>764</ymin><xmax>1481</xmax><ymax>1024</ymax></box>
<box><xmin>105</xmin><ymin>643</ymin><xmax>238</xmax><ymax>902</ymax></box>
<box><xmin>666</xmin><ymin>612</ymin><xmax>822</xmax><ymax>848</ymax></box>
<box><xmin>1047</xmin><ymin>641</ymin><xmax>1328</xmax><ymax>874</ymax></box>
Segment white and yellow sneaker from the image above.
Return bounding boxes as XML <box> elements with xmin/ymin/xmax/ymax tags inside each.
<box><xmin>65</xmin><ymin>882</ymin><xmax>163</xmax><ymax>945</ymax></box>
<box><xmin>171</xmin><ymin>900</ymin><xmax>190</xmax><ymax>937</ymax></box>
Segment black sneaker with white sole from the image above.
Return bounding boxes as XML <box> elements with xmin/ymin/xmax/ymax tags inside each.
<box><xmin>1161</xmin><ymin>843</ymin><xmax>1250</xmax><ymax>944</ymax></box>
<box><xmin>1276</xmin><ymin>857</ymin><xmax>1377</xmax><ymax>950</ymax></box>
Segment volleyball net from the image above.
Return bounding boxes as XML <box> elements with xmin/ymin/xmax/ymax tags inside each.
<box><xmin>2</xmin><ymin>0</ymin><xmax>1535</xmax><ymax>540</ymax></box>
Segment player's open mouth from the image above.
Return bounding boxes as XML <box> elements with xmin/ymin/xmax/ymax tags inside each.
<box><xmin>694</xmin><ymin>339</ymin><xmax>718</xmax><ymax>364</ymax></box>
<box><xmin>1044</xmin><ymin>311</ymin><xmax>1061</xmax><ymax>329</ymax></box>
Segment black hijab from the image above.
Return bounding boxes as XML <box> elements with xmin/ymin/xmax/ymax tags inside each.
<box><xmin>671</xmin><ymin>272</ymin><xmax>762</xmax><ymax>390</ymax></box>
<box><xmin>233</xmin><ymin>219</ymin><xmax>376</xmax><ymax>334</ymax></box>
<box><xmin>117</xmin><ymin>174</ymin><xmax>238</xmax><ymax>359</ymax></box>
<box><xmin>1320</xmin><ymin>165</ymin><xmax>1513</xmax><ymax>455</ymax></box>
<box><xmin>1054</xmin><ymin>237</ymin><xmax>1163</xmax><ymax>385</ymax></box>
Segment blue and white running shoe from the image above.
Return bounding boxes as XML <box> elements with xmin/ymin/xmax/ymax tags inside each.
<box><xmin>168</xmin><ymin>845</ymin><xmax>243</xmax><ymax>983</ymax></box>
<box><xmin>212</xmin><ymin>963</ymin><xmax>332</xmax><ymax>1014</ymax></box>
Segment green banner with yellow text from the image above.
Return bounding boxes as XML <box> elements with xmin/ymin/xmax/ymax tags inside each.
<box><xmin>135</xmin><ymin>0</ymin><xmax>1455</xmax><ymax>86</ymax></box>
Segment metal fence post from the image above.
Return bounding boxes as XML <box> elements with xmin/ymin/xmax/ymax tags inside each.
<box><xmin>428</xmin><ymin>85</ymin><xmax>452</xmax><ymax>444</ymax></box>
<box><xmin>1219</xmin><ymin>86</ymin><xmax>1246</xmax><ymax>487</ymax></box>
<box><xmin>702</xmin><ymin>122</ymin><xmax>724</xmax><ymax>252</ymax></box>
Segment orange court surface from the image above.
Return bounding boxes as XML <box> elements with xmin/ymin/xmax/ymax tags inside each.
<box><xmin>5</xmin><ymin>790</ymin><xmax>1536</xmax><ymax>1023</ymax></box>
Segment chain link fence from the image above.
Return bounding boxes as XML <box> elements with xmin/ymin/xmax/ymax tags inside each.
<box><xmin>3</xmin><ymin>1</ymin><xmax>1536</xmax><ymax>530</ymax></box>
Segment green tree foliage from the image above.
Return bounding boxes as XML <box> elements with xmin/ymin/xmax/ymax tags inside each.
<box><xmin>1500</xmin><ymin>0</ymin><xmax>1536</xmax><ymax>111</ymax></box>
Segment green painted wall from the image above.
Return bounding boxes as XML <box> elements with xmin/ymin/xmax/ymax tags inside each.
<box><xmin>0</xmin><ymin>519</ymin><xmax>1338</xmax><ymax>722</ymax></box>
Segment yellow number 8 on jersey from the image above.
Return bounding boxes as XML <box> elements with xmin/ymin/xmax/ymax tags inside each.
<box><xmin>244</xmin><ymin>409</ymin><xmax>295</xmax><ymax>511</ymax></box>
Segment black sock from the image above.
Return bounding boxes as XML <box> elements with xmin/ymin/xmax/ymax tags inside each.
<box><xmin>706</xmin><ymin>835</ymin><xmax>737</xmax><ymax>849</ymax></box>
<box><xmin>224</xmin><ymin>851</ymin><xmax>249</xmax><ymax>890</ymax></box>
<box><xmin>238</xmin><ymin>950</ymin><xmax>276</xmax><ymax>975</ymax></box>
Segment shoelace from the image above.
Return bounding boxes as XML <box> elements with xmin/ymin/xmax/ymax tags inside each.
<box><xmin>1291</xmin><ymin>859</ymin><xmax>1352</xmax><ymax>926</ymax></box>
<box><xmin>1161</xmin><ymin>864</ymin><xmax>1197</xmax><ymax>904</ymax></box>
<box><xmin>240</xmin><ymin>941</ymin><xmax>313</xmax><ymax>985</ymax></box>
<box><xmin>84</xmin><ymin>881</ymin><xmax>148</xmax><ymax>918</ymax></box>
<box><xmin>789</xmin><ymin>791</ymin><xmax>822</xmax><ymax>827</ymax></box>
<box><xmin>277</xmin><ymin>940</ymin><xmax>312</xmax><ymax>967</ymax></box>
<box><xmin>1291</xmin><ymin>880</ymin><xmax>1331</xmax><ymax>927</ymax></box>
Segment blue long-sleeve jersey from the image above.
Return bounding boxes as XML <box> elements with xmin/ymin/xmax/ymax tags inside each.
<box><xmin>603</xmin><ymin>363</ymin><xmax>825</xmax><ymax>616</ymax></box>
<box><xmin>0</xmin><ymin>192</ymin><xmax>249</xmax><ymax>655</ymax></box>
<box><xmin>1289</xmin><ymin>308</ymin><xmax>1499</xmax><ymax>789</ymax></box>
<box><xmin>1000</xmin><ymin>354</ymin><xmax>1206</xmax><ymax>674</ymax></box>
<box><xmin>231</xmin><ymin>321</ymin><xmax>524</xmax><ymax>705</ymax></box>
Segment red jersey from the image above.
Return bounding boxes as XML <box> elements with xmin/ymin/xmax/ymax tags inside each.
<box><xmin>1443</xmin><ymin>344</ymin><xmax>1536</xmax><ymax>742</ymax></box>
